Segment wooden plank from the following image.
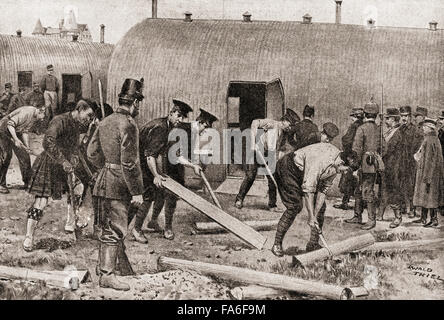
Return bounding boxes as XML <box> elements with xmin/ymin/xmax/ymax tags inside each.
<box><xmin>354</xmin><ymin>238</ymin><xmax>444</xmax><ymax>252</ymax></box>
<box><xmin>158</xmin><ymin>256</ymin><xmax>355</xmax><ymax>300</ymax></box>
<box><xmin>288</xmin><ymin>233</ymin><xmax>376</xmax><ymax>267</ymax></box>
<box><xmin>195</xmin><ymin>219</ymin><xmax>278</xmax><ymax>234</ymax></box>
<box><xmin>0</xmin><ymin>265</ymin><xmax>80</xmax><ymax>290</ymax></box>
<box><xmin>162</xmin><ymin>177</ymin><xmax>267</xmax><ymax>250</ymax></box>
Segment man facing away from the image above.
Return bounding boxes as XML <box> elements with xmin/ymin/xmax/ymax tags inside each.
<box><xmin>234</xmin><ymin>108</ymin><xmax>300</xmax><ymax>211</ymax></box>
<box><xmin>40</xmin><ymin>64</ymin><xmax>60</xmax><ymax>118</ymax></box>
<box><xmin>287</xmin><ymin>104</ymin><xmax>319</xmax><ymax>151</ymax></box>
<box><xmin>87</xmin><ymin>78</ymin><xmax>145</xmax><ymax>290</ymax></box>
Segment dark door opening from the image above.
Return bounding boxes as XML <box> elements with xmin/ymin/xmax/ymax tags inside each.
<box><xmin>18</xmin><ymin>71</ymin><xmax>33</xmax><ymax>92</ymax></box>
<box><xmin>62</xmin><ymin>74</ymin><xmax>82</xmax><ymax>112</ymax></box>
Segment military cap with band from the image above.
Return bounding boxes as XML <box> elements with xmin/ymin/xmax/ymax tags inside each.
<box><xmin>4</xmin><ymin>83</ymin><xmax>12</xmax><ymax>89</ymax></box>
<box><xmin>322</xmin><ymin>122</ymin><xmax>339</xmax><ymax>140</ymax></box>
<box><xmin>399</xmin><ymin>105</ymin><xmax>412</xmax><ymax>115</ymax></box>
<box><xmin>350</xmin><ymin>107</ymin><xmax>364</xmax><ymax>116</ymax></box>
<box><xmin>423</xmin><ymin>118</ymin><xmax>437</xmax><ymax>129</ymax></box>
<box><xmin>414</xmin><ymin>107</ymin><xmax>428</xmax><ymax>117</ymax></box>
<box><xmin>281</xmin><ymin>108</ymin><xmax>300</xmax><ymax>125</ymax></box>
<box><xmin>46</xmin><ymin>64</ymin><xmax>54</xmax><ymax>71</ymax></box>
<box><xmin>439</xmin><ymin>111</ymin><xmax>444</xmax><ymax>119</ymax></box>
<box><xmin>172</xmin><ymin>99</ymin><xmax>193</xmax><ymax>117</ymax></box>
<box><xmin>384</xmin><ymin>108</ymin><xmax>400</xmax><ymax>118</ymax></box>
<box><xmin>118</xmin><ymin>78</ymin><xmax>145</xmax><ymax>102</ymax></box>
<box><xmin>196</xmin><ymin>108</ymin><xmax>218</xmax><ymax>126</ymax></box>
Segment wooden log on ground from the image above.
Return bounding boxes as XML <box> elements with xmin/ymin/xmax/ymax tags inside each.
<box><xmin>195</xmin><ymin>219</ymin><xmax>278</xmax><ymax>234</ymax></box>
<box><xmin>162</xmin><ymin>177</ymin><xmax>267</xmax><ymax>250</ymax></box>
<box><xmin>157</xmin><ymin>256</ymin><xmax>355</xmax><ymax>300</ymax></box>
<box><xmin>354</xmin><ymin>238</ymin><xmax>444</xmax><ymax>252</ymax></box>
<box><xmin>229</xmin><ymin>285</ymin><xmax>369</xmax><ymax>300</ymax></box>
<box><xmin>288</xmin><ymin>233</ymin><xmax>376</xmax><ymax>267</ymax></box>
<box><xmin>0</xmin><ymin>265</ymin><xmax>80</xmax><ymax>289</ymax></box>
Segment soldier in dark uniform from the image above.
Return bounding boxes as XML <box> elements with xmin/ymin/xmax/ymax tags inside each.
<box><xmin>129</xmin><ymin>99</ymin><xmax>198</xmax><ymax>243</ymax></box>
<box><xmin>87</xmin><ymin>79</ymin><xmax>144</xmax><ymax>291</ymax></box>
<box><xmin>334</xmin><ymin>107</ymin><xmax>363</xmax><ymax>210</ymax></box>
<box><xmin>286</xmin><ymin>104</ymin><xmax>319</xmax><ymax>151</ymax></box>
<box><xmin>24</xmin><ymin>82</ymin><xmax>45</xmax><ymax>108</ymax></box>
<box><xmin>23</xmin><ymin>99</ymin><xmax>96</xmax><ymax>252</ymax></box>
<box><xmin>0</xmin><ymin>83</ymin><xmax>14</xmax><ymax>118</ymax></box>
<box><xmin>149</xmin><ymin>108</ymin><xmax>219</xmax><ymax>239</ymax></box>
<box><xmin>398</xmin><ymin>106</ymin><xmax>423</xmax><ymax>218</ymax></box>
<box><xmin>414</xmin><ymin>107</ymin><xmax>428</xmax><ymax>131</ymax></box>
<box><xmin>344</xmin><ymin>101</ymin><xmax>383</xmax><ymax>230</ymax></box>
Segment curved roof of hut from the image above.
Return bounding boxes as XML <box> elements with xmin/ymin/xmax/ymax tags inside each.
<box><xmin>0</xmin><ymin>34</ymin><xmax>114</xmax><ymax>99</ymax></box>
<box><xmin>107</xmin><ymin>18</ymin><xmax>444</xmax><ymax>131</ymax></box>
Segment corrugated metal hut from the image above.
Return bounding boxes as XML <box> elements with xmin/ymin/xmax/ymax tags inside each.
<box><xmin>107</xmin><ymin>16</ymin><xmax>444</xmax><ymax>185</ymax></box>
<box><xmin>0</xmin><ymin>33</ymin><xmax>114</xmax><ymax>105</ymax></box>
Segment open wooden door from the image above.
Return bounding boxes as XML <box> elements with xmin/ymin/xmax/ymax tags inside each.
<box><xmin>265</xmin><ymin>78</ymin><xmax>285</xmax><ymax>120</ymax></box>
<box><xmin>81</xmin><ymin>71</ymin><xmax>93</xmax><ymax>99</ymax></box>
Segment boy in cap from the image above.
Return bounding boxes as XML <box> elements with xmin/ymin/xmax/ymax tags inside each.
<box><xmin>130</xmin><ymin>99</ymin><xmax>202</xmax><ymax>243</ymax></box>
<box><xmin>0</xmin><ymin>83</ymin><xmax>14</xmax><ymax>118</ymax></box>
<box><xmin>235</xmin><ymin>108</ymin><xmax>300</xmax><ymax>211</ymax></box>
<box><xmin>345</xmin><ymin>100</ymin><xmax>383</xmax><ymax>230</ymax></box>
<box><xmin>40</xmin><ymin>64</ymin><xmax>60</xmax><ymax>118</ymax></box>
<box><xmin>272</xmin><ymin>122</ymin><xmax>350</xmax><ymax>256</ymax></box>
<box><xmin>334</xmin><ymin>107</ymin><xmax>363</xmax><ymax>210</ymax></box>
<box><xmin>412</xmin><ymin>118</ymin><xmax>444</xmax><ymax>227</ymax></box>
<box><xmin>87</xmin><ymin>78</ymin><xmax>145</xmax><ymax>290</ymax></box>
<box><xmin>149</xmin><ymin>108</ymin><xmax>219</xmax><ymax>239</ymax></box>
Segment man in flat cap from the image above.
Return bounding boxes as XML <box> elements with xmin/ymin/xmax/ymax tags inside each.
<box><xmin>130</xmin><ymin>99</ymin><xmax>202</xmax><ymax>243</ymax></box>
<box><xmin>287</xmin><ymin>105</ymin><xmax>319</xmax><ymax>151</ymax></box>
<box><xmin>414</xmin><ymin>107</ymin><xmax>428</xmax><ymax>133</ymax></box>
<box><xmin>398</xmin><ymin>106</ymin><xmax>423</xmax><ymax>218</ymax></box>
<box><xmin>87</xmin><ymin>78</ymin><xmax>145</xmax><ymax>290</ymax></box>
<box><xmin>40</xmin><ymin>64</ymin><xmax>60</xmax><ymax>118</ymax></box>
<box><xmin>235</xmin><ymin>108</ymin><xmax>300</xmax><ymax>211</ymax></box>
<box><xmin>149</xmin><ymin>108</ymin><xmax>219</xmax><ymax>239</ymax></box>
<box><xmin>345</xmin><ymin>100</ymin><xmax>383</xmax><ymax>230</ymax></box>
<box><xmin>0</xmin><ymin>83</ymin><xmax>14</xmax><ymax>118</ymax></box>
<box><xmin>376</xmin><ymin>108</ymin><xmax>405</xmax><ymax>227</ymax></box>
<box><xmin>412</xmin><ymin>118</ymin><xmax>444</xmax><ymax>227</ymax></box>
<box><xmin>271</xmin><ymin>122</ymin><xmax>350</xmax><ymax>256</ymax></box>
<box><xmin>334</xmin><ymin>107</ymin><xmax>363</xmax><ymax>210</ymax></box>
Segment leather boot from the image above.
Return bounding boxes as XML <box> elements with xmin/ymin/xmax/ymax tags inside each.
<box><xmin>389</xmin><ymin>208</ymin><xmax>402</xmax><ymax>228</ymax></box>
<box><xmin>345</xmin><ymin>198</ymin><xmax>363</xmax><ymax>224</ymax></box>
<box><xmin>361</xmin><ymin>202</ymin><xmax>376</xmax><ymax>230</ymax></box>
<box><xmin>424</xmin><ymin>209</ymin><xmax>439</xmax><ymax>228</ymax></box>
<box><xmin>376</xmin><ymin>205</ymin><xmax>386</xmax><ymax>221</ymax></box>
<box><xmin>116</xmin><ymin>242</ymin><xmax>135</xmax><ymax>276</ymax></box>
<box><xmin>131</xmin><ymin>228</ymin><xmax>148</xmax><ymax>244</ymax></box>
<box><xmin>98</xmin><ymin>244</ymin><xmax>130</xmax><ymax>291</ymax></box>
<box><xmin>271</xmin><ymin>244</ymin><xmax>284</xmax><ymax>257</ymax></box>
<box><xmin>413</xmin><ymin>208</ymin><xmax>427</xmax><ymax>224</ymax></box>
<box><xmin>306</xmin><ymin>228</ymin><xmax>322</xmax><ymax>252</ymax></box>
<box><xmin>23</xmin><ymin>218</ymin><xmax>38</xmax><ymax>252</ymax></box>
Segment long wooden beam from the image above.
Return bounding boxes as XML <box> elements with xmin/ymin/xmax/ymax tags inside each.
<box><xmin>162</xmin><ymin>177</ymin><xmax>267</xmax><ymax>250</ymax></box>
<box><xmin>157</xmin><ymin>256</ymin><xmax>355</xmax><ymax>300</ymax></box>
<box><xmin>194</xmin><ymin>219</ymin><xmax>278</xmax><ymax>234</ymax></box>
<box><xmin>353</xmin><ymin>238</ymin><xmax>444</xmax><ymax>252</ymax></box>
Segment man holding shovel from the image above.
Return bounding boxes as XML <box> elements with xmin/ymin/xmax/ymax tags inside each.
<box><xmin>271</xmin><ymin>123</ymin><xmax>349</xmax><ymax>257</ymax></box>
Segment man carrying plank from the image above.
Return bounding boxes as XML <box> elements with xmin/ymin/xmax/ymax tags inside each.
<box><xmin>130</xmin><ymin>99</ymin><xmax>201</xmax><ymax>243</ymax></box>
<box><xmin>271</xmin><ymin>123</ymin><xmax>350</xmax><ymax>257</ymax></box>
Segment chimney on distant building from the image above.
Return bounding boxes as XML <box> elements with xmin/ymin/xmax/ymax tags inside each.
<box><xmin>302</xmin><ymin>14</ymin><xmax>312</xmax><ymax>24</ymax></box>
<box><xmin>152</xmin><ymin>0</ymin><xmax>158</xmax><ymax>18</ymax></box>
<box><xmin>72</xmin><ymin>34</ymin><xmax>78</xmax><ymax>42</ymax></box>
<box><xmin>100</xmin><ymin>24</ymin><xmax>105</xmax><ymax>43</ymax></box>
<box><xmin>184</xmin><ymin>12</ymin><xmax>192</xmax><ymax>22</ymax></box>
<box><xmin>429</xmin><ymin>21</ymin><xmax>438</xmax><ymax>31</ymax></box>
<box><xmin>16</xmin><ymin>30</ymin><xmax>22</xmax><ymax>37</ymax></box>
<box><xmin>242</xmin><ymin>12</ymin><xmax>252</xmax><ymax>22</ymax></box>
<box><xmin>335</xmin><ymin>1</ymin><xmax>342</xmax><ymax>24</ymax></box>
<box><xmin>367</xmin><ymin>18</ymin><xmax>376</xmax><ymax>28</ymax></box>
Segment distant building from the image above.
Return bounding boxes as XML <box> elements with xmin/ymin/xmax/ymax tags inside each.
<box><xmin>32</xmin><ymin>9</ymin><xmax>92</xmax><ymax>42</ymax></box>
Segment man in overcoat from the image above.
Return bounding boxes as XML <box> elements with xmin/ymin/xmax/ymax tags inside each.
<box><xmin>286</xmin><ymin>104</ymin><xmax>319</xmax><ymax>151</ymax></box>
<box><xmin>87</xmin><ymin>78</ymin><xmax>145</xmax><ymax>290</ymax></box>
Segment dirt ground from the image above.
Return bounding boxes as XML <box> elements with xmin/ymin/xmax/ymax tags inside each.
<box><xmin>0</xmin><ymin>135</ymin><xmax>443</xmax><ymax>300</ymax></box>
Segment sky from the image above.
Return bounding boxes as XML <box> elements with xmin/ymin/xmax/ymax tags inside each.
<box><xmin>0</xmin><ymin>0</ymin><xmax>443</xmax><ymax>44</ymax></box>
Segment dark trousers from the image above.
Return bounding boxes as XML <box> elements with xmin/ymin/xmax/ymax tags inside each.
<box><xmin>236</xmin><ymin>162</ymin><xmax>277</xmax><ymax>207</ymax></box>
<box><xmin>97</xmin><ymin>197</ymin><xmax>130</xmax><ymax>246</ymax></box>
<box><xmin>0</xmin><ymin>134</ymin><xmax>31</xmax><ymax>187</ymax></box>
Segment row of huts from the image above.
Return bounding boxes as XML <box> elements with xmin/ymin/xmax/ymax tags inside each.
<box><xmin>1</xmin><ymin>13</ymin><xmax>443</xmax><ymax>185</ymax></box>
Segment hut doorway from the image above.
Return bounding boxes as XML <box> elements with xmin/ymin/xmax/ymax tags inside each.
<box><xmin>61</xmin><ymin>74</ymin><xmax>82</xmax><ymax>108</ymax></box>
<box><xmin>225</xmin><ymin>79</ymin><xmax>285</xmax><ymax>179</ymax></box>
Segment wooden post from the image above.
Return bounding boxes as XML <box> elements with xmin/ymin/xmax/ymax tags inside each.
<box><xmin>289</xmin><ymin>233</ymin><xmax>376</xmax><ymax>267</ymax></box>
<box><xmin>354</xmin><ymin>238</ymin><xmax>444</xmax><ymax>252</ymax></box>
<box><xmin>158</xmin><ymin>256</ymin><xmax>355</xmax><ymax>300</ymax></box>
<box><xmin>195</xmin><ymin>219</ymin><xmax>278</xmax><ymax>234</ymax></box>
<box><xmin>162</xmin><ymin>177</ymin><xmax>267</xmax><ymax>250</ymax></box>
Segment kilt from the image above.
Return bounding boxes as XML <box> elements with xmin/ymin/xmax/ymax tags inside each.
<box><xmin>274</xmin><ymin>153</ymin><xmax>304</xmax><ymax>211</ymax></box>
<box><xmin>27</xmin><ymin>151</ymin><xmax>68</xmax><ymax>199</ymax></box>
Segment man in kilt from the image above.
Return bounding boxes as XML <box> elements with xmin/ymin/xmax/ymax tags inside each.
<box><xmin>271</xmin><ymin>123</ymin><xmax>349</xmax><ymax>257</ymax></box>
<box><xmin>87</xmin><ymin>78</ymin><xmax>144</xmax><ymax>290</ymax></box>
<box><xmin>23</xmin><ymin>99</ymin><xmax>97</xmax><ymax>251</ymax></box>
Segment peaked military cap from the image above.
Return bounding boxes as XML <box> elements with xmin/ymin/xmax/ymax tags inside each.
<box><xmin>118</xmin><ymin>78</ymin><xmax>144</xmax><ymax>102</ymax></box>
<box><xmin>363</xmin><ymin>101</ymin><xmax>379</xmax><ymax>115</ymax></box>
<box><xmin>4</xmin><ymin>83</ymin><xmax>12</xmax><ymax>89</ymax></box>
<box><xmin>350</xmin><ymin>107</ymin><xmax>364</xmax><ymax>117</ymax></box>
<box><xmin>384</xmin><ymin>108</ymin><xmax>400</xmax><ymax>118</ymax></box>
<box><xmin>399</xmin><ymin>105</ymin><xmax>412</xmax><ymax>115</ymax></box>
<box><xmin>322</xmin><ymin>122</ymin><xmax>339</xmax><ymax>140</ymax></box>
<box><xmin>439</xmin><ymin>110</ymin><xmax>444</xmax><ymax>119</ymax></box>
<box><xmin>423</xmin><ymin>117</ymin><xmax>437</xmax><ymax>129</ymax></box>
<box><xmin>172</xmin><ymin>99</ymin><xmax>193</xmax><ymax>117</ymax></box>
<box><xmin>197</xmin><ymin>108</ymin><xmax>218</xmax><ymax>126</ymax></box>
<box><xmin>282</xmin><ymin>108</ymin><xmax>300</xmax><ymax>125</ymax></box>
<box><xmin>46</xmin><ymin>64</ymin><xmax>54</xmax><ymax>71</ymax></box>
<box><xmin>414</xmin><ymin>106</ymin><xmax>428</xmax><ymax>117</ymax></box>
